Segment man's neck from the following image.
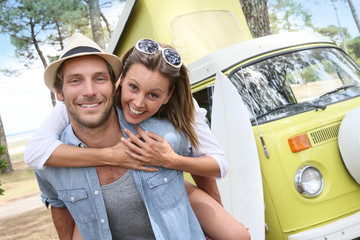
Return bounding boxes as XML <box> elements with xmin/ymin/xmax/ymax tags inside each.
<box><xmin>71</xmin><ymin>108</ymin><xmax>122</xmax><ymax>148</ymax></box>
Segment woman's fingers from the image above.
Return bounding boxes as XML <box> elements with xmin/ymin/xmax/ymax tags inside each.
<box><xmin>135</xmin><ymin>126</ymin><xmax>163</xmax><ymax>143</ymax></box>
<box><xmin>121</xmin><ymin>135</ymin><xmax>144</xmax><ymax>156</ymax></box>
<box><xmin>123</xmin><ymin>128</ymin><xmax>146</xmax><ymax>147</ymax></box>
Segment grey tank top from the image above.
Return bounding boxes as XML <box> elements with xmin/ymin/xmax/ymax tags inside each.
<box><xmin>101</xmin><ymin>170</ymin><xmax>155</xmax><ymax>239</ymax></box>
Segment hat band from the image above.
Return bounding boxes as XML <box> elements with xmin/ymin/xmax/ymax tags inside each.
<box><xmin>61</xmin><ymin>46</ymin><xmax>101</xmax><ymax>59</ymax></box>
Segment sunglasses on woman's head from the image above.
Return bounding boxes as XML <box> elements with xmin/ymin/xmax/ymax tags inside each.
<box><xmin>135</xmin><ymin>39</ymin><xmax>183</xmax><ymax>68</ymax></box>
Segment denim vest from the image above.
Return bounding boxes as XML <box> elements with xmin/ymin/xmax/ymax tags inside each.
<box><xmin>35</xmin><ymin>107</ymin><xmax>205</xmax><ymax>240</ymax></box>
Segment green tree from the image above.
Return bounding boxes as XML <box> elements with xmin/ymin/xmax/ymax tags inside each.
<box><xmin>346</xmin><ymin>36</ymin><xmax>360</xmax><ymax>64</ymax></box>
<box><xmin>0</xmin><ymin>0</ymin><xmax>121</xmax><ymax>106</ymax></box>
<box><xmin>329</xmin><ymin>0</ymin><xmax>360</xmax><ymax>35</ymax></box>
<box><xmin>0</xmin><ymin>145</ymin><xmax>9</xmax><ymax>195</ymax></box>
<box><xmin>0</xmin><ymin>0</ymin><xmax>88</xmax><ymax>106</ymax></box>
<box><xmin>268</xmin><ymin>0</ymin><xmax>313</xmax><ymax>34</ymax></box>
<box><xmin>240</xmin><ymin>0</ymin><xmax>271</xmax><ymax>38</ymax></box>
<box><xmin>317</xmin><ymin>25</ymin><xmax>350</xmax><ymax>43</ymax></box>
<box><xmin>347</xmin><ymin>0</ymin><xmax>360</xmax><ymax>35</ymax></box>
<box><xmin>88</xmin><ymin>0</ymin><xmax>106</xmax><ymax>49</ymax></box>
<box><xmin>0</xmin><ymin>115</ymin><xmax>12</xmax><ymax>174</ymax></box>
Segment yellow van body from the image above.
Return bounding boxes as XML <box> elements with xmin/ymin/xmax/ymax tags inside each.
<box><xmin>188</xmin><ymin>32</ymin><xmax>360</xmax><ymax>239</ymax></box>
<box><xmin>108</xmin><ymin>0</ymin><xmax>252</xmax><ymax>64</ymax></box>
<box><xmin>108</xmin><ymin>0</ymin><xmax>360</xmax><ymax>239</ymax></box>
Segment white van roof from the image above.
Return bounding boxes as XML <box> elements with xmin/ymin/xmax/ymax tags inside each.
<box><xmin>188</xmin><ymin>31</ymin><xmax>334</xmax><ymax>85</ymax></box>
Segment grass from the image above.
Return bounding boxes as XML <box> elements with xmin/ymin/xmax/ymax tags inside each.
<box><xmin>0</xmin><ymin>151</ymin><xmax>39</xmax><ymax>201</ymax></box>
<box><xmin>0</xmin><ymin>139</ymin><xmax>58</xmax><ymax>239</ymax></box>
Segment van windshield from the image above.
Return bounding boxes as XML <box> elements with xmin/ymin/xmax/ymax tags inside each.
<box><xmin>229</xmin><ymin>47</ymin><xmax>360</xmax><ymax>124</ymax></box>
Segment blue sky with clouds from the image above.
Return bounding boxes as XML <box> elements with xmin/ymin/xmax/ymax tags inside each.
<box><xmin>0</xmin><ymin>0</ymin><xmax>359</xmax><ymax>137</ymax></box>
<box><xmin>0</xmin><ymin>1</ymin><xmax>125</xmax><ymax>137</ymax></box>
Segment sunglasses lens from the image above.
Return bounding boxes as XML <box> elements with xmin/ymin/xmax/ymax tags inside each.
<box><xmin>137</xmin><ymin>39</ymin><xmax>159</xmax><ymax>54</ymax></box>
<box><xmin>163</xmin><ymin>49</ymin><xmax>182</xmax><ymax>67</ymax></box>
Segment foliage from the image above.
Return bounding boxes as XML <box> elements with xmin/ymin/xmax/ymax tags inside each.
<box><xmin>317</xmin><ymin>25</ymin><xmax>351</xmax><ymax>44</ymax></box>
<box><xmin>0</xmin><ymin>0</ymin><xmax>91</xmax><ymax>105</ymax></box>
<box><xmin>0</xmin><ymin>145</ymin><xmax>9</xmax><ymax>195</ymax></box>
<box><xmin>0</xmin><ymin>0</ymin><xmax>89</xmax><ymax>69</ymax></box>
<box><xmin>0</xmin><ymin>69</ymin><xmax>21</xmax><ymax>77</ymax></box>
<box><xmin>268</xmin><ymin>0</ymin><xmax>313</xmax><ymax>34</ymax></box>
<box><xmin>346</xmin><ymin>36</ymin><xmax>360</xmax><ymax>64</ymax></box>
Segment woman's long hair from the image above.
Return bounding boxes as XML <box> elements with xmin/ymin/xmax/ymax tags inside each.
<box><xmin>115</xmin><ymin>43</ymin><xmax>199</xmax><ymax>150</ymax></box>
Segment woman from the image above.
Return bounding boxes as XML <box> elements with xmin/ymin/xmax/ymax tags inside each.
<box><xmin>26</xmin><ymin>38</ymin><xmax>250</xmax><ymax>240</ymax></box>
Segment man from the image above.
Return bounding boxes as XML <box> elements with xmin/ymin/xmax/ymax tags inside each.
<box><xmin>35</xmin><ymin>33</ymin><xmax>207</xmax><ymax>239</ymax></box>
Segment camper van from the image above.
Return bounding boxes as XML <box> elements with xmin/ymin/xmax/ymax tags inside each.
<box><xmin>108</xmin><ymin>0</ymin><xmax>360</xmax><ymax>239</ymax></box>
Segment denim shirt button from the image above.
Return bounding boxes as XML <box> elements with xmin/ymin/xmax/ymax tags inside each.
<box><xmin>100</xmin><ymin>219</ymin><xmax>105</xmax><ymax>224</ymax></box>
<box><xmin>94</xmin><ymin>190</ymin><xmax>99</xmax><ymax>195</ymax></box>
<box><xmin>70</xmin><ymin>196</ymin><xmax>75</xmax><ymax>202</ymax></box>
<box><xmin>163</xmin><ymin>177</ymin><xmax>168</xmax><ymax>182</ymax></box>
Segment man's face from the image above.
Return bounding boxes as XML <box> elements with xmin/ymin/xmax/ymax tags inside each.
<box><xmin>56</xmin><ymin>55</ymin><xmax>115</xmax><ymax>129</ymax></box>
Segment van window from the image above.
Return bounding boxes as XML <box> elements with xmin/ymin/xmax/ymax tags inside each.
<box><xmin>228</xmin><ymin>47</ymin><xmax>360</xmax><ymax>124</ymax></box>
<box><xmin>193</xmin><ymin>86</ymin><xmax>214</xmax><ymax>124</ymax></box>
<box><xmin>171</xmin><ymin>11</ymin><xmax>248</xmax><ymax>64</ymax></box>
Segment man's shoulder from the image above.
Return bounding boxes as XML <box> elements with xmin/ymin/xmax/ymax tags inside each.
<box><xmin>116</xmin><ymin>106</ymin><xmax>173</xmax><ymax>132</ymax></box>
<box><xmin>141</xmin><ymin>116</ymin><xmax>175</xmax><ymax>133</ymax></box>
<box><xmin>59</xmin><ymin>124</ymin><xmax>82</xmax><ymax>146</ymax></box>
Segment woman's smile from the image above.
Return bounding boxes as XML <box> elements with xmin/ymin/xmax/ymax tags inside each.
<box><xmin>120</xmin><ymin>63</ymin><xmax>172</xmax><ymax>124</ymax></box>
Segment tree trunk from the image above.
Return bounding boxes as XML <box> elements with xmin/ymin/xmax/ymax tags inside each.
<box><xmin>88</xmin><ymin>0</ymin><xmax>106</xmax><ymax>49</ymax></box>
<box><xmin>100</xmin><ymin>11</ymin><xmax>113</xmax><ymax>37</ymax></box>
<box><xmin>0</xmin><ymin>115</ymin><xmax>13</xmax><ymax>173</ymax></box>
<box><xmin>240</xmin><ymin>0</ymin><xmax>271</xmax><ymax>38</ymax></box>
<box><xmin>30</xmin><ymin>18</ymin><xmax>57</xmax><ymax>106</ymax></box>
<box><xmin>332</xmin><ymin>0</ymin><xmax>348</xmax><ymax>53</ymax></box>
<box><xmin>347</xmin><ymin>0</ymin><xmax>360</xmax><ymax>34</ymax></box>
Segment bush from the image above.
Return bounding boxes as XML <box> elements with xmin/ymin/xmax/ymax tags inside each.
<box><xmin>0</xmin><ymin>145</ymin><xmax>9</xmax><ymax>195</ymax></box>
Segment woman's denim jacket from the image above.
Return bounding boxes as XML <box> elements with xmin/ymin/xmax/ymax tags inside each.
<box><xmin>35</xmin><ymin>107</ymin><xmax>205</xmax><ymax>240</ymax></box>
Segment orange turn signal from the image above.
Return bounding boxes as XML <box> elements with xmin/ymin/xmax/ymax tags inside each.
<box><xmin>288</xmin><ymin>133</ymin><xmax>310</xmax><ymax>153</ymax></box>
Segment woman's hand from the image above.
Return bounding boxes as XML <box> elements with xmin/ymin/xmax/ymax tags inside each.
<box><xmin>109</xmin><ymin>141</ymin><xmax>158</xmax><ymax>172</ymax></box>
<box><xmin>121</xmin><ymin>126</ymin><xmax>178</xmax><ymax>168</ymax></box>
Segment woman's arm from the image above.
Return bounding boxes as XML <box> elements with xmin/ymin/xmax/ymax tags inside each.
<box><xmin>121</xmin><ymin>126</ymin><xmax>221</xmax><ymax>177</ymax></box>
<box><xmin>120</xmin><ymin>98</ymin><xmax>228</xmax><ymax>178</ymax></box>
<box><xmin>192</xmin><ymin>98</ymin><xmax>228</xmax><ymax>178</ymax></box>
<box><xmin>46</xmin><ymin>143</ymin><xmax>157</xmax><ymax>171</ymax></box>
<box><xmin>24</xmin><ymin>102</ymin><xmax>113</xmax><ymax>168</ymax></box>
<box><xmin>24</xmin><ymin>102</ymin><xmax>156</xmax><ymax>171</ymax></box>
<box><xmin>24</xmin><ymin>102</ymin><xmax>69</xmax><ymax>169</ymax></box>
<box><xmin>25</xmin><ymin>99</ymin><xmax>227</xmax><ymax>176</ymax></box>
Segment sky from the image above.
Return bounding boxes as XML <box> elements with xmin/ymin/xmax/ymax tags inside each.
<box><xmin>0</xmin><ymin>1</ymin><xmax>125</xmax><ymax>138</ymax></box>
<box><xmin>0</xmin><ymin>0</ymin><xmax>359</xmax><ymax>138</ymax></box>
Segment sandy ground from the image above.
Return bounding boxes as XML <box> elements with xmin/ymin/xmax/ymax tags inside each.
<box><xmin>0</xmin><ymin>191</ymin><xmax>43</xmax><ymax>220</ymax></box>
<box><xmin>0</xmin><ymin>135</ymin><xmax>58</xmax><ymax>239</ymax></box>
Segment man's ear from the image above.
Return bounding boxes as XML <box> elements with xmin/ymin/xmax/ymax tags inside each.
<box><xmin>55</xmin><ymin>88</ymin><xmax>64</xmax><ymax>101</ymax></box>
<box><xmin>163</xmin><ymin>87</ymin><xmax>174</xmax><ymax>105</ymax></box>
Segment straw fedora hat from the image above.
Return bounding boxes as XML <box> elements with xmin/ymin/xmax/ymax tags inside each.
<box><xmin>44</xmin><ymin>33</ymin><xmax>122</xmax><ymax>92</ymax></box>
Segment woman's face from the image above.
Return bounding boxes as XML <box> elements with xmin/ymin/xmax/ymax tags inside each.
<box><xmin>120</xmin><ymin>63</ymin><xmax>173</xmax><ymax>124</ymax></box>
